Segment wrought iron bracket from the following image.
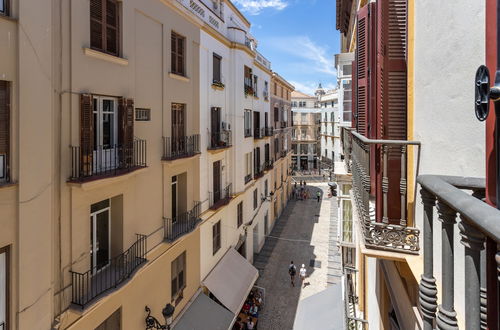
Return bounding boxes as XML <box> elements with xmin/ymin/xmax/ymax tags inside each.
<box><xmin>145</xmin><ymin>306</ymin><xmax>167</xmax><ymax>330</ymax></box>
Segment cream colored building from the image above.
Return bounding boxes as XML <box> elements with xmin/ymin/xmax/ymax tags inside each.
<box><xmin>0</xmin><ymin>0</ymin><xmax>293</xmax><ymax>329</ymax></box>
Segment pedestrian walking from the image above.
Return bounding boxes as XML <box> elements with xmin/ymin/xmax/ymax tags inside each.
<box><xmin>316</xmin><ymin>190</ymin><xmax>321</xmax><ymax>203</ymax></box>
<box><xmin>299</xmin><ymin>264</ymin><xmax>307</xmax><ymax>287</ymax></box>
<box><xmin>288</xmin><ymin>261</ymin><xmax>297</xmax><ymax>287</ymax></box>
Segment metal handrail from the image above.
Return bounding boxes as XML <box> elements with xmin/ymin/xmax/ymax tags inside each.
<box><xmin>164</xmin><ymin>201</ymin><xmax>201</xmax><ymax>242</ymax></box>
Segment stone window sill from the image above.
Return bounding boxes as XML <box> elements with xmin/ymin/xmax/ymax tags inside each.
<box><xmin>169</xmin><ymin>72</ymin><xmax>190</xmax><ymax>83</ymax></box>
<box><xmin>83</xmin><ymin>47</ymin><xmax>129</xmax><ymax>66</ymax></box>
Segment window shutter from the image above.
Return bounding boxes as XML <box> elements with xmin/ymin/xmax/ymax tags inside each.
<box><xmin>80</xmin><ymin>94</ymin><xmax>94</xmax><ymax>176</ymax></box>
<box><xmin>90</xmin><ymin>0</ymin><xmax>104</xmax><ymax>51</ymax></box>
<box><xmin>355</xmin><ymin>5</ymin><xmax>370</xmax><ymax>137</ymax></box>
<box><xmin>118</xmin><ymin>98</ymin><xmax>134</xmax><ymax>167</ymax></box>
<box><xmin>0</xmin><ymin>81</ymin><xmax>9</xmax><ymax>180</ymax></box>
<box><xmin>105</xmin><ymin>0</ymin><xmax>119</xmax><ymax>56</ymax></box>
<box><xmin>351</xmin><ymin>60</ymin><xmax>356</xmax><ymax>128</ymax></box>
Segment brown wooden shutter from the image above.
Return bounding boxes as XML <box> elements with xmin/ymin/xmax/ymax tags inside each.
<box><xmin>355</xmin><ymin>5</ymin><xmax>370</xmax><ymax>137</ymax></box>
<box><xmin>90</xmin><ymin>0</ymin><xmax>104</xmax><ymax>51</ymax></box>
<box><xmin>0</xmin><ymin>81</ymin><xmax>10</xmax><ymax>180</ymax></box>
<box><xmin>118</xmin><ymin>98</ymin><xmax>134</xmax><ymax>167</ymax></box>
<box><xmin>105</xmin><ymin>0</ymin><xmax>119</xmax><ymax>56</ymax></box>
<box><xmin>376</xmin><ymin>0</ymin><xmax>408</xmax><ymax>223</ymax></box>
<box><xmin>80</xmin><ymin>94</ymin><xmax>94</xmax><ymax>176</ymax></box>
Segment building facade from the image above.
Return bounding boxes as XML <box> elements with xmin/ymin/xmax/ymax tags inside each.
<box><xmin>0</xmin><ymin>0</ymin><xmax>294</xmax><ymax>329</ymax></box>
<box><xmin>291</xmin><ymin>91</ymin><xmax>321</xmax><ymax>172</ymax></box>
<box><xmin>336</xmin><ymin>0</ymin><xmax>499</xmax><ymax>329</ymax></box>
<box><xmin>316</xmin><ymin>86</ymin><xmax>339</xmax><ymax>173</ymax></box>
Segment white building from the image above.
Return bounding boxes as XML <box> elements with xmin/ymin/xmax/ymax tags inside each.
<box><xmin>316</xmin><ymin>85</ymin><xmax>339</xmax><ymax>171</ymax></box>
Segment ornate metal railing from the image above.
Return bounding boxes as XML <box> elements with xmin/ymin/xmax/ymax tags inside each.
<box><xmin>281</xmin><ymin>121</ymin><xmax>287</xmax><ymax>128</ymax></box>
<box><xmin>254</xmin><ymin>127</ymin><xmax>264</xmax><ymax>139</ymax></box>
<box><xmin>341</xmin><ymin>127</ymin><xmax>353</xmax><ymax>173</ymax></box>
<box><xmin>209</xmin><ymin>183</ymin><xmax>232</xmax><ymax>210</ymax></box>
<box><xmin>344</xmin><ymin>272</ymin><xmax>367</xmax><ymax>330</ymax></box>
<box><xmin>70</xmin><ymin>139</ymin><xmax>147</xmax><ymax>182</ymax></box>
<box><xmin>0</xmin><ymin>321</ymin><xmax>5</xmax><ymax>330</ymax></box>
<box><xmin>264</xmin><ymin>158</ymin><xmax>274</xmax><ymax>171</ymax></box>
<box><xmin>244</xmin><ymin>174</ymin><xmax>252</xmax><ymax>184</ymax></box>
<box><xmin>417</xmin><ymin>175</ymin><xmax>499</xmax><ymax>330</ymax></box>
<box><xmin>164</xmin><ymin>201</ymin><xmax>201</xmax><ymax>242</ymax></box>
<box><xmin>70</xmin><ymin>234</ymin><xmax>147</xmax><ymax>308</ymax></box>
<box><xmin>244</xmin><ymin>127</ymin><xmax>252</xmax><ymax>137</ymax></box>
<box><xmin>208</xmin><ymin>130</ymin><xmax>232</xmax><ymax>150</ymax></box>
<box><xmin>254</xmin><ymin>164</ymin><xmax>265</xmax><ymax>179</ymax></box>
<box><xmin>265</xmin><ymin>126</ymin><xmax>273</xmax><ymax>136</ymax></box>
<box><xmin>162</xmin><ymin>135</ymin><xmax>200</xmax><ymax>160</ymax></box>
<box><xmin>349</xmin><ymin>130</ymin><xmax>421</xmax><ymax>254</ymax></box>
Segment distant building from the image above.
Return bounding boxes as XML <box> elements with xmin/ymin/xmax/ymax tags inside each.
<box><xmin>291</xmin><ymin>91</ymin><xmax>321</xmax><ymax>171</ymax></box>
<box><xmin>316</xmin><ymin>85</ymin><xmax>339</xmax><ymax>171</ymax></box>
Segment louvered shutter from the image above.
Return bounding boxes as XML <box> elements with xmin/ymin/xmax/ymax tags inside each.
<box><xmin>351</xmin><ymin>60</ymin><xmax>356</xmax><ymax>128</ymax></box>
<box><xmin>377</xmin><ymin>0</ymin><xmax>408</xmax><ymax>223</ymax></box>
<box><xmin>105</xmin><ymin>0</ymin><xmax>119</xmax><ymax>56</ymax></box>
<box><xmin>355</xmin><ymin>5</ymin><xmax>370</xmax><ymax>137</ymax></box>
<box><xmin>0</xmin><ymin>81</ymin><xmax>10</xmax><ymax>180</ymax></box>
<box><xmin>80</xmin><ymin>94</ymin><xmax>94</xmax><ymax>176</ymax></box>
<box><xmin>118</xmin><ymin>98</ymin><xmax>134</xmax><ymax>167</ymax></box>
<box><xmin>90</xmin><ymin>0</ymin><xmax>103</xmax><ymax>51</ymax></box>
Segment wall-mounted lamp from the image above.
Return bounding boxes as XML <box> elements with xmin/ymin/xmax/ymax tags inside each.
<box><xmin>145</xmin><ymin>304</ymin><xmax>175</xmax><ymax>330</ymax></box>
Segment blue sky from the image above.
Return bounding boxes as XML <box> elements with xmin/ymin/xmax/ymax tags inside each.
<box><xmin>233</xmin><ymin>0</ymin><xmax>340</xmax><ymax>95</ymax></box>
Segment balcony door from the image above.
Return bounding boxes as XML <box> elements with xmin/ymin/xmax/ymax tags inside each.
<box><xmin>93</xmin><ymin>96</ymin><xmax>118</xmax><ymax>172</ymax></box>
<box><xmin>213</xmin><ymin>160</ymin><xmax>221</xmax><ymax>202</ymax></box>
<box><xmin>211</xmin><ymin>107</ymin><xmax>221</xmax><ymax>147</ymax></box>
<box><xmin>264</xmin><ymin>112</ymin><xmax>268</xmax><ymax>129</ymax></box>
<box><xmin>90</xmin><ymin>200</ymin><xmax>111</xmax><ymax>273</ymax></box>
<box><xmin>253</xmin><ymin>111</ymin><xmax>260</xmax><ymax>133</ymax></box>
<box><xmin>172</xmin><ymin>104</ymin><xmax>185</xmax><ymax>155</ymax></box>
<box><xmin>172</xmin><ymin>175</ymin><xmax>178</xmax><ymax>221</ymax></box>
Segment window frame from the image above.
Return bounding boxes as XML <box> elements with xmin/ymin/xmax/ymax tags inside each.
<box><xmin>253</xmin><ymin>189</ymin><xmax>258</xmax><ymax>209</ymax></box>
<box><xmin>212</xmin><ymin>53</ymin><xmax>222</xmax><ymax>83</ymax></box>
<box><xmin>171</xmin><ymin>31</ymin><xmax>186</xmax><ymax>76</ymax></box>
<box><xmin>212</xmin><ymin>221</ymin><xmax>221</xmax><ymax>255</ymax></box>
<box><xmin>0</xmin><ymin>0</ymin><xmax>9</xmax><ymax>16</ymax></box>
<box><xmin>171</xmin><ymin>251</ymin><xmax>186</xmax><ymax>302</ymax></box>
<box><xmin>0</xmin><ymin>246</ymin><xmax>9</xmax><ymax>330</ymax></box>
<box><xmin>237</xmin><ymin>202</ymin><xmax>243</xmax><ymax>228</ymax></box>
<box><xmin>90</xmin><ymin>0</ymin><xmax>121</xmax><ymax>57</ymax></box>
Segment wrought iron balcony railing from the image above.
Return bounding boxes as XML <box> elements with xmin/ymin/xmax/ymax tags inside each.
<box><xmin>70</xmin><ymin>234</ymin><xmax>147</xmax><ymax>308</ymax></box>
<box><xmin>0</xmin><ymin>321</ymin><xmax>5</xmax><ymax>330</ymax></box>
<box><xmin>280</xmin><ymin>150</ymin><xmax>287</xmax><ymax>158</ymax></box>
<box><xmin>244</xmin><ymin>128</ymin><xmax>252</xmax><ymax>137</ymax></box>
<box><xmin>164</xmin><ymin>201</ymin><xmax>201</xmax><ymax>242</ymax></box>
<box><xmin>244</xmin><ymin>174</ymin><xmax>253</xmax><ymax>184</ymax></box>
<box><xmin>281</xmin><ymin>121</ymin><xmax>287</xmax><ymax>128</ymax></box>
<box><xmin>344</xmin><ymin>272</ymin><xmax>367</xmax><ymax>330</ymax></box>
<box><xmin>343</xmin><ymin>128</ymin><xmax>421</xmax><ymax>254</ymax></box>
<box><xmin>254</xmin><ymin>164</ymin><xmax>264</xmax><ymax>179</ymax></box>
<box><xmin>208</xmin><ymin>130</ymin><xmax>232</xmax><ymax>150</ymax></box>
<box><xmin>70</xmin><ymin>139</ymin><xmax>147</xmax><ymax>182</ymax></box>
<box><xmin>264</xmin><ymin>158</ymin><xmax>274</xmax><ymax>171</ymax></box>
<box><xmin>254</xmin><ymin>127</ymin><xmax>264</xmax><ymax>139</ymax></box>
<box><xmin>417</xmin><ymin>175</ymin><xmax>499</xmax><ymax>330</ymax></box>
<box><xmin>265</xmin><ymin>126</ymin><xmax>273</xmax><ymax>136</ymax></box>
<box><xmin>162</xmin><ymin>135</ymin><xmax>200</xmax><ymax>160</ymax></box>
<box><xmin>209</xmin><ymin>183</ymin><xmax>232</xmax><ymax>210</ymax></box>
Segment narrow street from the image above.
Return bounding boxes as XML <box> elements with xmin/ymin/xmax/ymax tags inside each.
<box><xmin>253</xmin><ymin>182</ymin><xmax>344</xmax><ymax>330</ymax></box>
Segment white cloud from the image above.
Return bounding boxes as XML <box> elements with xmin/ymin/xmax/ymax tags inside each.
<box><xmin>234</xmin><ymin>0</ymin><xmax>288</xmax><ymax>15</ymax></box>
<box><xmin>266</xmin><ymin>36</ymin><xmax>337</xmax><ymax>76</ymax></box>
<box><xmin>290</xmin><ymin>81</ymin><xmax>336</xmax><ymax>96</ymax></box>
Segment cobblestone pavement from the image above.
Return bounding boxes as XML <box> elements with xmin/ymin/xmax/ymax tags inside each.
<box><xmin>253</xmin><ymin>183</ymin><xmax>343</xmax><ymax>330</ymax></box>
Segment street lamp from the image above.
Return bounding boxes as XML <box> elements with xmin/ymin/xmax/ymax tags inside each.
<box><xmin>145</xmin><ymin>304</ymin><xmax>175</xmax><ymax>330</ymax></box>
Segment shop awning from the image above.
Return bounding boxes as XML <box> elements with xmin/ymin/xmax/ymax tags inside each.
<box><xmin>174</xmin><ymin>292</ymin><xmax>234</xmax><ymax>330</ymax></box>
<box><xmin>293</xmin><ymin>284</ymin><xmax>344</xmax><ymax>330</ymax></box>
<box><xmin>202</xmin><ymin>248</ymin><xmax>259</xmax><ymax>314</ymax></box>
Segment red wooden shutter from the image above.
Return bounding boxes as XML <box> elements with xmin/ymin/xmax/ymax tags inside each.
<box><xmin>356</xmin><ymin>5</ymin><xmax>370</xmax><ymax>137</ymax></box>
<box><xmin>0</xmin><ymin>81</ymin><xmax>10</xmax><ymax>180</ymax></box>
<box><xmin>376</xmin><ymin>0</ymin><xmax>408</xmax><ymax>223</ymax></box>
<box><xmin>351</xmin><ymin>60</ymin><xmax>357</xmax><ymax>128</ymax></box>
<box><xmin>80</xmin><ymin>94</ymin><xmax>94</xmax><ymax>176</ymax></box>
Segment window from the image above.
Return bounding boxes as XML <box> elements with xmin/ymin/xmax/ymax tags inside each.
<box><xmin>274</xmin><ymin>107</ymin><xmax>279</xmax><ymax>122</ymax></box>
<box><xmin>0</xmin><ymin>81</ymin><xmax>9</xmax><ymax>182</ymax></box>
<box><xmin>135</xmin><ymin>108</ymin><xmax>150</xmax><ymax>121</ymax></box>
<box><xmin>244</xmin><ymin>66</ymin><xmax>252</xmax><ymax>91</ymax></box>
<box><xmin>343</xmin><ymin>64</ymin><xmax>352</xmax><ymax>76</ymax></box>
<box><xmin>273</xmin><ymin>82</ymin><xmax>277</xmax><ymax>95</ymax></box>
<box><xmin>212</xmin><ymin>221</ymin><xmax>221</xmax><ymax>255</ymax></box>
<box><xmin>264</xmin><ymin>180</ymin><xmax>268</xmax><ymax>197</ymax></box>
<box><xmin>95</xmin><ymin>308</ymin><xmax>121</xmax><ymax>330</ymax></box>
<box><xmin>171</xmin><ymin>32</ymin><xmax>185</xmax><ymax>76</ymax></box>
<box><xmin>342</xmin><ymin>200</ymin><xmax>353</xmax><ymax>242</ymax></box>
<box><xmin>213</xmin><ymin>53</ymin><xmax>222</xmax><ymax>83</ymax></box>
<box><xmin>300</xmin><ymin>144</ymin><xmax>308</xmax><ymax>154</ymax></box>
<box><xmin>237</xmin><ymin>202</ymin><xmax>243</xmax><ymax>228</ymax></box>
<box><xmin>90</xmin><ymin>0</ymin><xmax>120</xmax><ymax>56</ymax></box>
<box><xmin>244</xmin><ymin>110</ymin><xmax>252</xmax><ymax>137</ymax></box>
<box><xmin>90</xmin><ymin>199</ymin><xmax>111</xmax><ymax>272</ymax></box>
<box><xmin>245</xmin><ymin>152</ymin><xmax>252</xmax><ymax>177</ymax></box>
<box><xmin>341</xmin><ymin>184</ymin><xmax>352</xmax><ymax>196</ymax></box>
<box><xmin>280</xmin><ymin>86</ymin><xmax>283</xmax><ymax>98</ymax></box>
<box><xmin>0</xmin><ymin>247</ymin><xmax>8</xmax><ymax>329</ymax></box>
<box><xmin>253</xmin><ymin>189</ymin><xmax>258</xmax><ymax>209</ymax></box>
<box><xmin>330</xmin><ymin>112</ymin><xmax>334</xmax><ymax>122</ymax></box>
<box><xmin>253</xmin><ymin>75</ymin><xmax>258</xmax><ymax>97</ymax></box>
<box><xmin>264</xmin><ymin>81</ymin><xmax>269</xmax><ymax>99</ymax></box>
<box><xmin>171</xmin><ymin>252</ymin><xmax>186</xmax><ymax>300</ymax></box>
<box><xmin>0</xmin><ymin>0</ymin><xmax>8</xmax><ymax>15</ymax></box>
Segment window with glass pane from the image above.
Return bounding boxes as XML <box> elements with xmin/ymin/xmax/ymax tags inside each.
<box><xmin>0</xmin><ymin>0</ymin><xmax>7</xmax><ymax>15</ymax></box>
<box><xmin>300</xmin><ymin>144</ymin><xmax>308</xmax><ymax>154</ymax></box>
<box><xmin>342</xmin><ymin>200</ymin><xmax>353</xmax><ymax>242</ymax></box>
<box><xmin>343</xmin><ymin>64</ymin><xmax>352</xmax><ymax>76</ymax></box>
<box><xmin>253</xmin><ymin>189</ymin><xmax>258</xmax><ymax>209</ymax></box>
<box><xmin>171</xmin><ymin>32</ymin><xmax>185</xmax><ymax>76</ymax></box>
<box><xmin>237</xmin><ymin>202</ymin><xmax>243</xmax><ymax>227</ymax></box>
<box><xmin>90</xmin><ymin>0</ymin><xmax>120</xmax><ymax>56</ymax></box>
<box><xmin>0</xmin><ymin>247</ymin><xmax>7</xmax><ymax>329</ymax></box>
<box><xmin>213</xmin><ymin>53</ymin><xmax>221</xmax><ymax>83</ymax></box>
<box><xmin>341</xmin><ymin>184</ymin><xmax>352</xmax><ymax>196</ymax></box>
<box><xmin>212</xmin><ymin>221</ymin><xmax>221</xmax><ymax>255</ymax></box>
<box><xmin>171</xmin><ymin>252</ymin><xmax>186</xmax><ymax>300</ymax></box>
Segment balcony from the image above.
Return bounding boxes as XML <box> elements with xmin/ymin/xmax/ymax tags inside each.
<box><xmin>70</xmin><ymin>234</ymin><xmax>147</xmax><ymax>308</ymax></box>
<box><xmin>265</xmin><ymin>126</ymin><xmax>274</xmax><ymax>136</ymax></box>
<box><xmin>281</xmin><ymin>121</ymin><xmax>287</xmax><ymax>128</ymax></box>
<box><xmin>244</xmin><ymin>128</ymin><xmax>252</xmax><ymax>138</ymax></box>
<box><xmin>254</xmin><ymin>164</ymin><xmax>264</xmax><ymax>179</ymax></box>
<box><xmin>163</xmin><ymin>135</ymin><xmax>200</xmax><ymax>160</ymax></box>
<box><xmin>280</xmin><ymin>150</ymin><xmax>287</xmax><ymax>158</ymax></box>
<box><xmin>164</xmin><ymin>201</ymin><xmax>201</xmax><ymax>242</ymax></box>
<box><xmin>244</xmin><ymin>174</ymin><xmax>253</xmax><ymax>184</ymax></box>
<box><xmin>69</xmin><ymin>139</ymin><xmax>147</xmax><ymax>182</ymax></box>
<box><xmin>342</xmin><ymin>127</ymin><xmax>421</xmax><ymax>254</ymax></box>
<box><xmin>254</xmin><ymin>127</ymin><xmax>264</xmax><ymax>139</ymax></box>
<box><xmin>417</xmin><ymin>175</ymin><xmax>499</xmax><ymax>329</ymax></box>
<box><xmin>209</xmin><ymin>183</ymin><xmax>232</xmax><ymax>210</ymax></box>
<box><xmin>208</xmin><ymin>130</ymin><xmax>232</xmax><ymax>150</ymax></box>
